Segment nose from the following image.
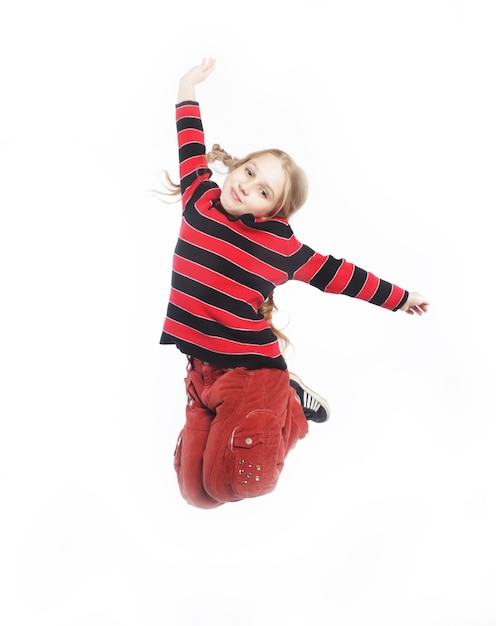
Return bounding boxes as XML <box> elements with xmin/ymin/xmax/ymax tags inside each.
<box><xmin>239</xmin><ymin>182</ymin><xmax>248</xmax><ymax>196</ymax></box>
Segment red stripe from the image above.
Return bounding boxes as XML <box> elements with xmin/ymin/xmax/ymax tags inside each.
<box><xmin>325</xmin><ymin>260</ymin><xmax>354</xmax><ymax>294</ymax></box>
<box><xmin>180</xmin><ymin>221</ymin><xmax>287</xmax><ymax>284</ymax></box>
<box><xmin>181</xmin><ymin>172</ymin><xmax>211</xmax><ymax>208</ymax></box>
<box><xmin>217</xmin><ymin>211</ymin><xmax>300</xmax><ymax>252</ymax></box>
<box><xmin>293</xmin><ymin>252</ymin><xmax>327</xmax><ymax>282</ymax></box>
<box><xmin>169</xmin><ymin>288</ymin><xmax>269</xmax><ymax>331</ymax></box>
<box><xmin>355</xmin><ymin>273</ymin><xmax>379</xmax><ymax>302</ymax></box>
<box><xmin>164</xmin><ymin>318</ymin><xmax>281</xmax><ymax>356</ymax></box>
<box><xmin>382</xmin><ymin>285</ymin><xmax>406</xmax><ymax>310</ymax></box>
<box><xmin>176</xmin><ymin>103</ymin><xmax>201</xmax><ymax>119</ymax></box>
<box><xmin>173</xmin><ymin>256</ymin><xmax>261</xmax><ymax>306</ymax></box>
<box><xmin>179</xmin><ymin>154</ymin><xmax>206</xmax><ymax>179</ymax></box>
<box><xmin>178</xmin><ymin>127</ymin><xmax>203</xmax><ymax>144</ymax></box>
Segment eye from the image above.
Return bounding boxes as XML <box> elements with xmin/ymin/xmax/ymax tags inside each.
<box><xmin>260</xmin><ymin>188</ymin><xmax>268</xmax><ymax>198</ymax></box>
<box><xmin>246</xmin><ymin>167</ymin><xmax>253</xmax><ymax>177</ymax></box>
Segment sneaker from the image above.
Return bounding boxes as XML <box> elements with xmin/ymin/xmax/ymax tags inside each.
<box><xmin>289</xmin><ymin>373</ymin><xmax>330</xmax><ymax>423</ymax></box>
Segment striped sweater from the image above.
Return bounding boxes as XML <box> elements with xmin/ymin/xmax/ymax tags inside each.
<box><xmin>160</xmin><ymin>101</ymin><xmax>408</xmax><ymax>369</ymax></box>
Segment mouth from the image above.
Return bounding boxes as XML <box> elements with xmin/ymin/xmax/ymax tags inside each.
<box><xmin>230</xmin><ymin>187</ymin><xmax>241</xmax><ymax>203</ymax></box>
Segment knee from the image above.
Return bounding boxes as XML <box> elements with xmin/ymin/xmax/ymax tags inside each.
<box><xmin>183</xmin><ymin>485</ymin><xmax>223</xmax><ymax>509</ymax></box>
<box><xmin>177</xmin><ymin>465</ymin><xmax>224</xmax><ymax>509</ymax></box>
<box><xmin>174</xmin><ymin>431</ymin><xmax>223</xmax><ymax>510</ymax></box>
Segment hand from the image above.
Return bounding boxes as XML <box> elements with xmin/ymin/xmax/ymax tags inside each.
<box><xmin>181</xmin><ymin>57</ymin><xmax>216</xmax><ymax>85</ymax></box>
<box><xmin>177</xmin><ymin>58</ymin><xmax>216</xmax><ymax>102</ymax></box>
<box><xmin>400</xmin><ymin>291</ymin><xmax>430</xmax><ymax>316</ymax></box>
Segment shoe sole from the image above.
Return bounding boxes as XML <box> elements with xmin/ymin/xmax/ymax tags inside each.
<box><xmin>289</xmin><ymin>372</ymin><xmax>331</xmax><ymax>422</ymax></box>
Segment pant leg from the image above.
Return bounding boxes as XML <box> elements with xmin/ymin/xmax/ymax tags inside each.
<box><xmin>202</xmin><ymin>366</ymin><xmax>309</xmax><ymax>503</ymax></box>
<box><xmin>173</xmin><ymin>360</ymin><xmax>224</xmax><ymax>509</ymax></box>
<box><xmin>174</xmin><ymin>359</ymin><xmax>309</xmax><ymax>508</ymax></box>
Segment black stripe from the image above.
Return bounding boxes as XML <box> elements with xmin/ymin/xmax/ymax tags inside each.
<box><xmin>160</xmin><ymin>333</ymin><xmax>287</xmax><ymax>370</ymax></box>
<box><xmin>188</xmin><ymin>176</ymin><xmax>218</xmax><ymax>199</ymax></box>
<box><xmin>239</xmin><ymin>214</ymin><xmax>294</xmax><ymax>236</ymax></box>
<box><xmin>393</xmin><ymin>291</ymin><xmax>409</xmax><ymax>311</ymax></box>
<box><xmin>175</xmin><ymin>239</ymin><xmax>275</xmax><ymax>295</ymax></box>
<box><xmin>309</xmin><ymin>256</ymin><xmax>342</xmax><ymax>290</ymax></box>
<box><xmin>184</xmin><ymin>205</ymin><xmax>313</xmax><ymax>278</ymax></box>
<box><xmin>166</xmin><ymin>303</ymin><xmax>276</xmax><ymax>345</ymax></box>
<box><xmin>181</xmin><ymin>171</ymin><xmax>214</xmax><ymax>196</ymax></box>
<box><xmin>369</xmin><ymin>281</ymin><xmax>392</xmax><ymax>306</ymax></box>
<box><xmin>171</xmin><ymin>272</ymin><xmax>258</xmax><ymax>319</ymax></box>
<box><xmin>286</xmin><ymin>245</ymin><xmax>316</xmax><ymax>278</ymax></box>
<box><xmin>342</xmin><ymin>266</ymin><xmax>368</xmax><ymax>297</ymax></box>
<box><xmin>179</xmin><ymin>142</ymin><xmax>205</xmax><ymax>163</ymax></box>
<box><xmin>176</xmin><ymin>116</ymin><xmax>203</xmax><ymax>133</ymax></box>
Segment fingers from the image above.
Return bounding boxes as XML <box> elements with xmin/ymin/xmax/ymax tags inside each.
<box><xmin>405</xmin><ymin>303</ymin><xmax>429</xmax><ymax>316</ymax></box>
<box><xmin>200</xmin><ymin>57</ymin><xmax>216</xmax><ymax>74</ymax></box>
<box><xmin>401</xmin><ymin>292</ymin><xmax>430</xmax><ymax>316</ymax></box>
<box><xmin>179</xmin><ymin>58</ymin><xmax>216</xmax><ymax>96</ymax></box>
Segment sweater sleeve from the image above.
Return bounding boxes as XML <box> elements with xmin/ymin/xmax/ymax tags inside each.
<box><xmin>293</xmin><ymin>247</ymin><xmax>408</xmax><ymax>311</ymax></box>
<box><xmin>176</xmin><ymin>101</ymin><xmax>211</xmax><ymax>209</ymax></box>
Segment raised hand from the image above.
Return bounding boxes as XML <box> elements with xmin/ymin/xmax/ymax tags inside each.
<box><xmin>177</xmin><ymin>58</ymin><xmax>216</xmax><ymax>103</ymax></box>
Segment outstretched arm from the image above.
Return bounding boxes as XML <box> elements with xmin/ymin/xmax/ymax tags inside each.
<box><xmin>177</xmin><ymin>57</ymin><xmax>216</xmax><ymax>103</ymax></box>
<box><xmin>400</xmin><ymin>291</ymin><xmax>430</xmax><ymax>316</ymax></box>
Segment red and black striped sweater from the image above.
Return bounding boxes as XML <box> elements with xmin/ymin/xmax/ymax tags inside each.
<box><xmin>160</xmin><ymin>101</ymin><xmax>408</xmax><ymax>369</ymax></box>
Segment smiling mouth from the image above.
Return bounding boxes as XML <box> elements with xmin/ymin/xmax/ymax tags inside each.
<box><xmin>231</xmin><ymin>187</ymin><xmax>241</xmax><ymax>203</ymax></box>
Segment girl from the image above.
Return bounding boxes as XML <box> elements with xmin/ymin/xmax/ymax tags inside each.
<box><xmin>160</xmin><ymin>58</ymin><xmax>429</xmax><ymax>509</ymax></box>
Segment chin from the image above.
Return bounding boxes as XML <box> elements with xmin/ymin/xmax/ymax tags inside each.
<box><xmin>223</xmin><ymin>205</ymin><xmax>237</xmax><ymax>217</ymax></box>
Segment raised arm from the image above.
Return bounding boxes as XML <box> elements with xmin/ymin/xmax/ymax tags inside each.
<box><xmin>177</xmin><ymin>58</ymin><xmax>216</xmax><ymax>103</ymax></box>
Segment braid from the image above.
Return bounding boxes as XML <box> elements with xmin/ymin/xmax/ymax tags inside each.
<box><xmin>157</xmin><ymin>143</ymin><xmax>236</xmax><ymax>201</ymax></box>
<box><xmin>206</xmin><ymin>143</ymin><xmax>237</xmax><ymax>169</ymax></box>
<box><xmin>258</xmin><ymin>293</ymin><xmax>291</xmax><ymax>353</ymax></box>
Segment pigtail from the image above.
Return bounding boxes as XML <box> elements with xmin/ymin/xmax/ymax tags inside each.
<box><xmin>207</xmin><ymin>144</ymin><xmax>238</xmax><ymax>169</ymax></box>
<box><xmin>154</xmin><ymin>143</ymin><xmax>237</xmax><ymax>203</ymax></box>
<box><xmin>259</xmin><ymin>293</ymin><xmax>291</xmax><ymax>353</ymax></box>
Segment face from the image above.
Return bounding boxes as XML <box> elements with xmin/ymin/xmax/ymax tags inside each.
<box><xmin>220</xmin><ymin>153</ymin><xmax>287</xmax><ymax>219</ymax></box>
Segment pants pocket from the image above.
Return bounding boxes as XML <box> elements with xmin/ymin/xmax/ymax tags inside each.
<box><xmin>228</xmin><ymin>409</ymin><xmax>283</xmax><ymax>498</ymax></box>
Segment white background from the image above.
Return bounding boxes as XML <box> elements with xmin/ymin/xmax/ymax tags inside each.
<box><xmin>1</xmin><ymin>1</ymin><xmax>495</xmax><ymax>624</ymax></box>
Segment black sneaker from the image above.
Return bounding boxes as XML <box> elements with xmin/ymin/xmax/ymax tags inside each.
<box><xmin>289</xmin><ymin>373</ymin><xmax>330</xmax><ymax>423</ymax></box>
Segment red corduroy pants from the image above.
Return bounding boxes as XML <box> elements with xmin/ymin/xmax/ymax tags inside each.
<box><xmin>174</xmin><ymin>357</ymin><xmax>309</xmax><ymax>509</ymax></box>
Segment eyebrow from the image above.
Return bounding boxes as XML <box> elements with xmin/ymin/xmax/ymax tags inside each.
<box><xmin>247</xmin><ymin>160</ymin><xmax>274</xmax><ymax>198</ymax></box>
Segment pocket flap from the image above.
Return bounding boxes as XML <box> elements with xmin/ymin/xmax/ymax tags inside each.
<box><xmin>232</xmin><ymin>433</ymin><xmax>264</xmax><ymax>449</ymax></box>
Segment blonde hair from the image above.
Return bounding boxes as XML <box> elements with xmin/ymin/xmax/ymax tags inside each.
<box><xmin>258</xmin><ymin>293</ymin><xmax>291</xmax><ymax>353</ymax></box>
<box><xmin>160</xmin><ymin>143</ymin><xmax>305</xmax><ymax>351</ymax></box>
<box><xmin>160</xmin><ymin>143</ymin><xmax>308</xmax><ymax>219</ymax></box>
<box><xmin>206</xmin><ymin>144</ymin><xmax>308</xmax><ymax>219</ymax></box>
